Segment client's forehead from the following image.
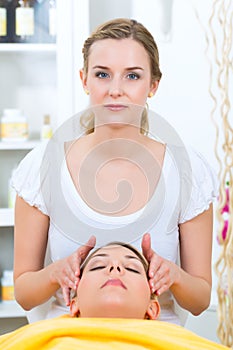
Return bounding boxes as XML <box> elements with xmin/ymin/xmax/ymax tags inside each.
<box><xmin>91</xmin><ymin>245</ymin><xmax>139</xmax><ymax>258</ymax></box>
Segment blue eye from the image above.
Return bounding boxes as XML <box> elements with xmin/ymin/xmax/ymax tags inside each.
<box><xmin>95</xmin><ymin>72</ymin><xmax>109</xmax><ymax>79</ymax></box>
<box><xmin>127</xmin><ymin>73</ymin><xmax>139</xmax><ymax>80</ymax></box>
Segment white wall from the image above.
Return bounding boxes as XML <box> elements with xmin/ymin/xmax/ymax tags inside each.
<box><xmin>133</xmin><ymin>0</ymin><xmax>220</xmax><ymax>257</ymax></box>
<box><xmin>133</xmin><ymin>0</ymin><xmax>217</xmax><ymax>168</ymax></box>
<box><xmin>132</xmin><ymin>0</ymin><xmax>225</xmax><ymax>342</ymax></box>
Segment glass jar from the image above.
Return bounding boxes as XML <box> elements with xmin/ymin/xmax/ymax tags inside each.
<box><xmin>0</xmin><ymin>108</ymin><xmax>29</xmax><ymax>142</ymax></box>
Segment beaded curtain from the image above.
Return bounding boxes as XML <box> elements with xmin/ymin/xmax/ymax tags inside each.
<box><xmin>194</xmin><ymin>0</ymin><xmax>233</xmax><ymax>347</ymax></box>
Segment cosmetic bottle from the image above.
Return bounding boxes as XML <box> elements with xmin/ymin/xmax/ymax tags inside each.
<box><xmin>1</xmin><ymin>270</ymin><xmax>14</xmax><ymax>301</ymax></box>
<box><xmin>40</xmin><ymin>114</ymin><xmax>52</xmax><ymax>140</ymax></box>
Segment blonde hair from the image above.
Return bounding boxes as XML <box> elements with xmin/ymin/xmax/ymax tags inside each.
<box><xmin>80</xmin><ymin>18</ymin><xmax>162</xmax><ymax>135</ymax></box>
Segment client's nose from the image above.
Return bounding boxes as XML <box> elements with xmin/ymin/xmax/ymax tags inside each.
<box><xmin>107</xmin><ymin>260</ymin><xmax>124</xmax><ymax>274</ymax></box>
<box><xmin>109</xmin><ymin>265</ymin><xmax>122</xmax><ymax>273</ymax></box>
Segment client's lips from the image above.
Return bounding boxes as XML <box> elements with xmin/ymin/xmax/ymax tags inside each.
<box><xmin>104</xmin><ymin>104</ymin><xmax>128</xmax><ymax>111</ymax></box>
<box><xmin>101</xmin><ymin>278</ymin><xmax>127</xmax><ymax>289</ymax></box>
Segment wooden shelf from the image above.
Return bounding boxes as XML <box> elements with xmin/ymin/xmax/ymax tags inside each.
<box><xmin>0</xmin><ymin>140</ymin><xmax>40</xmax><ymax>150</ymax></box>
<box><xmin>0</xmin><ymin>43</ymin><xmax>56</xmax><ymax>53</ymax></box>
<box><xmin>0</xmin><ymin>301</ymin><xmax>26</xmax><ymax>318</ymax></box>
<box><xmin>0</xmin><ymin>208</ymin><xmax>14</xmax><ymax>227</ymax></box>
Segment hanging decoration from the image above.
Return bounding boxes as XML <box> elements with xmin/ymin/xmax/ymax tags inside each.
<box><xmin>193</xmin><ymin>0</ymin><xmax>233</xmax><ymax>347</ymax></box>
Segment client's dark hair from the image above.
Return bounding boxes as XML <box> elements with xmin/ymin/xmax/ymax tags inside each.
<box><xmin>80</xmin><ymin>242</ymin><xmax>149</xmax><ymax>276</ymax></box>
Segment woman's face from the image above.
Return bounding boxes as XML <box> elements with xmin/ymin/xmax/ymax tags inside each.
<box><xmin>75</xmin><ymin>245</ymin><xmax>151</xmax><ymax>319</ymax></box>
<box><xmin>81</xmin><ymin>38</ymin><xmax>158</xmax><ymax>108</ymax></box>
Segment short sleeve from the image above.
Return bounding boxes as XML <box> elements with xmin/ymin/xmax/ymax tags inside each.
<box><xmin>179</xmin><ymin>147</ymin><xmax>219</xmax><ymax>224</ymax></box>
<box><xmin>11</xmin><ymin>141</ymin><xmax>49</xmax><ymax>215</ymax></box>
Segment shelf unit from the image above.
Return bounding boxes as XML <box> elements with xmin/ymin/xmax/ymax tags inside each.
<box><xmin>0</xmin><ymin>0</ymin><xmax>88</xmax><ymax>327</ymax></box>
<box><xmin>0</xmin><ymin>140</ymin><xmax>40</xmax><ymax>150</ymax></box>
<box><xmin>0</xmin><ymin>21</ymin><xmax>57</xmax><ymax>328</ymax></box>
<box><xmin>0</xmin><ymin>141</ymin><xmax>40</xmax><ymax>320</ymax></box>
<box><xmin>0</xmin><ymin>1</ymin><xmax>90</xmax><ymax>331</ymax></box>
<box><xmin>0</xmin><ymin>208</ymin><xmax>14</xmax><ymax>227</ymax></box>
<box><xmin>0</xmin><ymin>301</ymin><xmax>25</xmax><ymax>318</ymax></box>
<box><xmin>0</xmin><ymin>43</ymin><xmax>56</xmax><ymax>53</ymax></box>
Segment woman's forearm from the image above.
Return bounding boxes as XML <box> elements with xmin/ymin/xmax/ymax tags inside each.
<box><xmin>14</xmin><ymin>263</ymin><xmax>60</xmax><ymax>311</ymax></box>
<box><xmin>170</xmin><ymin>262</ymin><xmax>211</xmax><ymax>315</ymax></box>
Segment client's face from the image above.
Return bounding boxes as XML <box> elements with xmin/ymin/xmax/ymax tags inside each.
<box><xmin>74</xmin><ymin>245</ymin><xmax>154</xmax><ymax>319</ymax></box>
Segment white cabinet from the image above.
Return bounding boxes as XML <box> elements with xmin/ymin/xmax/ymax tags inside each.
<box><xmin>0</xmin><ymin>0</ymin><xmax>93</xmax><ymax>332</ymax></box>
<box><xmin>0</xmin><ymin>0</ymin><xmax>90</xmax><ymax>333</ymax></box>
<box><xmin>0</xmin><ymin>45</ymin><xmax>56</xmax><ymax>328</ymax></box>
<box><xmin>0</xmin><ymin>43</ymin><xmax>56</xmax><ymax>328</ymax></box>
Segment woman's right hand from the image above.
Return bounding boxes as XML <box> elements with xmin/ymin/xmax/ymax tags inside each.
<box><xmin>50</xmin><ymin>236</ymin><xmax>96</xmax><ymax>306</ymax></box>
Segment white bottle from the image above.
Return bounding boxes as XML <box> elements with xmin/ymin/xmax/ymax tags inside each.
<box><xmin>41</xmin><ymin>114</ymin><xmax>52</xmax><ymax>140</ymax></box>
<box><xmin>1</xmin><ymin>270</ymin><xmax>14</xmax><ymax>301</ymax></box>
<box><xmin>8</xmin><ymin>166</ymin><xmax>17</xmax><ymax>208</ymax></box>
<box><xmin>49</xmin><ymin>0</ymin><xmax>57</xmax><ymax>37</ymax></box>
<box><xmin>0</xmin><ymin>109</ymin><xmax>29</xmax><ymax>142</ymax></box>
<box><xmin>15</xmin><ymin>0</ymin><xmax>34</xmax><ymax>37</ymax></box>
<box><xmin>0</xmin><ymin>7</ymin><xmax>7</xmax><ymax>37</ymax></box>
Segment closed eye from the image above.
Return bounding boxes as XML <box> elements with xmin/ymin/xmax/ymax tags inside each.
<box><xmin>89</xmin><ymin>266</ymin><xmax>106</xmax><ymax>271</ymax></box>
<box><xmin>125</xmin><ymin>267</ymin><xmax>140</xmax><ymax>274</ymax></box>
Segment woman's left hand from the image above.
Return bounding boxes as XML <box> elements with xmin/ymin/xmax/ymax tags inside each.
<box><xmin>141</xmin><ymin>233</ymin><xmax>180</xmax><ymax>295</ymax></box>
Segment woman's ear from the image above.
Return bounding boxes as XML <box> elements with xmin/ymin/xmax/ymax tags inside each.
<box><xmin>79</xmin><ymin>69</ymin><xmax>87</xmax><ymax>90</ymax></box>
<box><xmin>145</xmin><ymin>299</ymin><xmax>160</xmax><ymax>320</ymax></box>
<box><xmin>148</xmin><ymin>80</ymin><xmax>160</xmax><ymax>98</ymax></box>
<box><xmin>70</xmin><ymin>297</ymin><xmax>80</xmax><ymax>317</ymax></box>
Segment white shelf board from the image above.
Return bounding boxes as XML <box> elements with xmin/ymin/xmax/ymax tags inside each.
<box><xmin>0</xmin><ymin>301</ymin><xmax>26</xmax><ymax>318</ymax></box>
<box><xmin>0</xmin><ymin>208</ymin><xmax>14</xmax><ymax>227</ymax></box>
<box><xmin>0</xmin><ymin>43</ymin><xmax>56</xmax><ymax>53</ymax></box>
<box><xmin>0</xmin><ymin>140</ymin><xmax>40</xmax><ymax>150</ymax></box>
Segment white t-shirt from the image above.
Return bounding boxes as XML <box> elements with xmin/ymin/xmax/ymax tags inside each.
<box><xmin>12</xmin><ymin>139</ymin><xmax>218</xmax><ymax>325</ymax></box>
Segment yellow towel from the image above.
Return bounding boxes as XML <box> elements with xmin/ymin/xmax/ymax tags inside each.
<box><xmin>0</xmin><ymin>316</ymin><xmax>228</xmax><ymax>349</ymax></box>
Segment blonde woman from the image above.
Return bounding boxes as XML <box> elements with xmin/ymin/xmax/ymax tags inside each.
<box><xmin>12</xmin><ymin>18</ymin><xmax>218</xmax><ymax>325</ymax></box>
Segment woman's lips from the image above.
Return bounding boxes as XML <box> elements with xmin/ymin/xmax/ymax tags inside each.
<box><xmin>104</xmin><ymin>104</ymin><xmax>128</xmax><ymax>111</ymax></box>
<box><xmin>101</xmin><ymin>278</ymin><xmax>127</xmax><ymax>289</ymax></box>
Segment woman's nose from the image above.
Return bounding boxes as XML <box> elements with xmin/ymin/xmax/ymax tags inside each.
<box><xmin>109</xmin><ymin>78</ymin><xmax>123</xmax><ymax>97</ymax></box>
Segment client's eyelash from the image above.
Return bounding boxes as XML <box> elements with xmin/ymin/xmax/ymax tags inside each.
<box><xmin>89</xmin><ymin>266</ymin><xmax>140</xmax><ymax>273</ymax></box>
<box><xmin>125</xmin><ymin>267</ymin><xmax>140</xmax><ymax>274</ymax></box>
<box><xmin>89</xmin><ymin>266</ymin><xmax>105</xmax><ymax>271</ymax></box>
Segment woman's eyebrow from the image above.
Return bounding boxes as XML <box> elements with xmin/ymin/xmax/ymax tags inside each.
<box><xmin>92</xmin><ymin>65</ymin><xmax>109</xmax><ymax>70</ymax></box>
<box><xmin>92</xmin><ymin>65</ymin><xmax>144</xmax><ymax>71</ymax></box>
<box><xmin>125</xmin><ymin>66</ymin><xmax>144</xmax><ymax>71</ymax></box>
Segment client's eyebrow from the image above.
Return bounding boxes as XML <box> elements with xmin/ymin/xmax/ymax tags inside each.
<box><xmin>91</xmin><ymin>253</ymin><xmax>108</xmax><ymax>258</ymax></box>
<box><xmin>91</xmin><ymin>253</ymin><xmax>141</xmax><ymax>262</ymax></box>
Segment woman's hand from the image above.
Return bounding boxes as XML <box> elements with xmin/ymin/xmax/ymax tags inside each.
<box><xmin>141</xmin><ymin>233</ymin><xmax>180</xmax><ymax>295</ymax></box>
<box><xmin>50</xmin><ymin>236</ymin><xmax>96</xmax><ymax>306</ymax></box>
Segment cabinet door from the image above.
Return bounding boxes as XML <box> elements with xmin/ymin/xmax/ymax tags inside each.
<box><xmin>56</xmin><ymin>0</ymin><xmax>90</xmax><ymax>126</ymax></box>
